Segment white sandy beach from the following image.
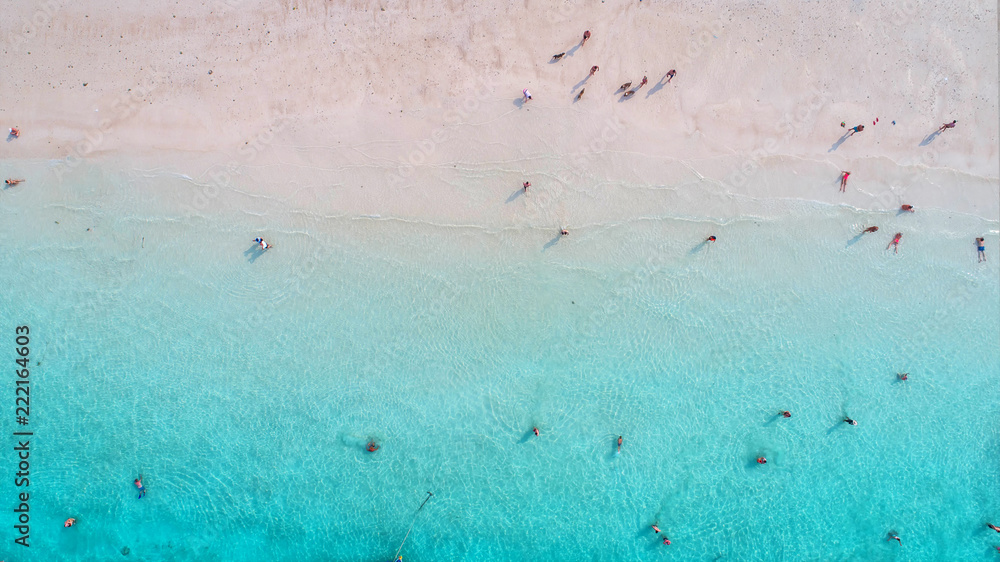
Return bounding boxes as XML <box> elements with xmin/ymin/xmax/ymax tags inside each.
<box><xmin>1</xmin><ymin>0</ymin><xmax>997</xmax><ymax>224</ymax></box>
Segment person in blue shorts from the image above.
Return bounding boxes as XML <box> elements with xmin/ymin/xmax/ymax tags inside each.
<box><xmin>976</xmin><ymin>237</ymin><xmax>986</xmax><ymax>262</ymax></box>
<box><xmin>134</xmin><ymin>476</ymin><xmax>146</xmax><ymax>499</ymax></box>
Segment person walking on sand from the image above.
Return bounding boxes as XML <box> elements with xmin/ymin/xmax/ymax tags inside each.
<box><xmin>134</xmin><ymin>476</ymin><xmax>146</xmax><ymax>499</ymax></box>
<box><xmin>5</xmin><ymin>179</ymin><xmax>25</xmax><ymax>186</ymax></box>
<box><xmin>639</xmin><ymin>76</ymin><xmax>648</xmax><ymax>88</ymax></box>
<box><xmin>938</xmin><ymin>120</ymin><xmax>957</xmax><ymax>132</ymax></box>
<box><xmin>840</xmin><ymin>171</ymin><xmax>850</xmax><ymax>192</ymax></box>
<box><xmin>863</xmin><ymin>226</ymin><xmax>879</xmax><ymax>234</ymax></box>
<box><xmin>976</xmin><ymin>237</ymin><xmax>986</xmax><ymax>262</ymax></box>
<box><xmin>887</xmin><ymin>232</ymin><xmax>902</xmax><ymax>253</ymax></box>
<box><xmin>523</xmin><ymin>181</ymin><xmax>530</xmax><ymax>195</ymax></box>
<box><xmin>590</xmin><ymin>66</ymin><xmax>599</xmax><ymax>76</ymax></box>
<box><xmin>844</xmin><ymin>417</ymin><xmax>858</xmax><ymax>426</ymax></box>
<box><xmin>849</xmin><ymin>124</ymin><xmax>864</xmax><ymax>136</ymax></box>
<box><xmin>666</xmin><ymin>70</ymin><xmax>676</xmax><ymax>82</ymax></box>
<box><xmin>617</xmin><ymin>435</ymin><xmax>623</xmax><ymax>452</ymax></box>
<box><xmin>522</xmin><ymin>88</ymin><xmax>532</xmax><ymax>102</ymax></box>
<box><xmin>900</xmin><ymin>204</ymin><xmax>914</xmax><ymax>212</ymax></box>
<box><xmin>581</xmin><ymin>30</ymin><xmax>591</xmax><ymax>46</ymax></box>
<box><xmin>253</xmin><ymin>237</ymin><xmax>269</xmax><ymax>251</ymax></box>
<box><xmin>8</xmin><ymin>127</ymin><xmax>19</xmax><ymax>138</ymax></box>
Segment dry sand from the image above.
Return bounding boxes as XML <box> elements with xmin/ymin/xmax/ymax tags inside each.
<box><xmin>1</xmin><ymin>0</ymin><xmax>997</xmax><ymax>223</ymax></box>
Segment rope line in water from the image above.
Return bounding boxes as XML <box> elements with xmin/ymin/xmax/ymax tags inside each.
<box><xmin>394</xmin><ymin>491</ymin><xmax>433</xmax><ymax>560</ymax></box>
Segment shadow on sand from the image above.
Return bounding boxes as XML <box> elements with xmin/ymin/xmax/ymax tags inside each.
<box><xmin>829</xmin><ymin>132</ymin><xmax>851</xmax><ymax>152</ymax></box>
<box><xmin>920</xmin><ymin>130</ymin><xmax>942</xmax><ymax>146</ymax></box>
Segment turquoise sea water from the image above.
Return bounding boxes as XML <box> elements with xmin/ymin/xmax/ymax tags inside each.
<box><xmin>0</xmin><ymin>160</ymin><xmax>998</xmax><ymax>561</ymax></box>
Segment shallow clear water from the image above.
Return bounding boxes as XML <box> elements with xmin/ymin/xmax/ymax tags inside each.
<box><xmin>0</xmin><ymin>159</ymin><xmax>998</xmax><ymax>561</ymax></box>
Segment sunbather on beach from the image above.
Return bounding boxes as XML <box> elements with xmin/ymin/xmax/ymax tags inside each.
<box><xmin>938</xmin><ymin>120</ymin><xmax>957</xmax><ymax>131</ymax></box>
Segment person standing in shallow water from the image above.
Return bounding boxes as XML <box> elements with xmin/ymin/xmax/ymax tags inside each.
<box><xmin>617</xmin><ymin>435</ymin><xmax>622</xmax><ymax>453</ymax></box>
<box><xmin>134</xmin><ymin>476</ymin><xmax>146</xmax><ymax>498</ymax></box>
<box><xmin>976</xmin><ymin>237</ymin><xmax>986</xmax><ymax>262</ymax></box>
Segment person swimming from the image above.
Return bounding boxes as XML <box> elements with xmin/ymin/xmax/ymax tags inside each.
<box><xmin>781</xmin><ymin>411</ymin><xmax>791</xmax><ymax>418</ymax></box>
<box><xmin>888</xmin><ymin>533</ymin><xmax>901</xmax><ymax>545</ymax></box>
<box><xmin>651</xmin><ymin>523</ymin><xmax>661</xmax><ymax>534</ymax></box>
<box><xmin>976</xmin><ymin>237</ymin><xmax>986</xmax><ymax>262</ymax></box>
<box><xmin>988</xmin><ymin>523</ymin><xmax>1000</xmax><ymax>533</ymax></box>
<box><xmin>617</xmin><ymin>435</ymin><xmax>622</xmax><ymax>453</ymax></box>
<box><xmin>844</xmin><ymin>417</ymin><xmax>857</xmax><ymax>426</ymax></box>
<box><xmin>134</xmin><ymin>477</ymin><xmax>146</xmax><ymax>498</ymax></box>
<box><xmin>64</xmin><ymin>517</ymin><xmax>76</xmax><ymax>528</ymax></box>
<box><xmin>366</xmin><ymin>441</ymin><xmax>380</xmax><ymax>452</ymax></box>
<box><xmin>533</xmin><ymin>427</ymin><xmax>539</xmax><ymax>436</ymax></box>
<box><xmin>662</xmin><ymin>536</ymin><xmax>671</xmax><ymax>545</ymax></box>
<box><xmin>863</xmin><ymin>226</ymin><xmax>879</xmax><ymax>233</ymax></box>
<box><xmin>898</xmin><ymin>373</ymin><xmax>908</xmax><ymax>381</ymax></box>
<box><xmin>757</xmin><ymin>457</ymin><xmax>767</xmax><ymax>464</ymax></box>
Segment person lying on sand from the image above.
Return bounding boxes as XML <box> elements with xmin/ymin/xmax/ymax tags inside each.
<box><xmin>938</xmin><ymin>120</ymin><xmax>957</xmax><ymax>132</ymax></box>
<box><xmin>900</xmin><ymin>204</ymin><xmax>914</xmax><ymax>212</ymax></box>
<box><xmin>623</xmin><ymin>90</ymin><xmax>635</xmax><ymax>98</ymax></box>
<box><xmin>619</xmin><ymin>81</ymin><xmax>632</xmax><ymax>91</ymax></box>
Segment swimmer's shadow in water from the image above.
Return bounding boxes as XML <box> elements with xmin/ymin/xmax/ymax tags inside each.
<box><xmin>846</xmin><ymin>232</ymin><xmax>866</xmax><ymax>247</ymax></box>
<box><xmin>689</xmin><ymin>240</ymin><xmax>710</xmax><ymax>254</ymax></box>
<box><xmin>244</xmin><ymin>244</ymin><xmax>267</xmax><ymax>263</ymax></box>
<box><xmin>542</xmin><ymin>234</ymin><xmax>562</xmax><ymax>250</ymax></box>
<box><xmin>517</xmin><ymin>430</ymin><xmax>535</xmax><ymax>444</ymax></box>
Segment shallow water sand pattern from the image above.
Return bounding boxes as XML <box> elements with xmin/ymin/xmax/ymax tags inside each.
<box><xmin>1</xmin><ymin>184</ymin><xmax>997</xmax><ymax>560</ymax></box>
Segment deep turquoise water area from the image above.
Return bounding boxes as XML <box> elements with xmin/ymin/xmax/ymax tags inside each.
<box><xmin>0</xmin><ymin>164</ymin><xmax>998</xmax><ymax>561</ymax></box>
